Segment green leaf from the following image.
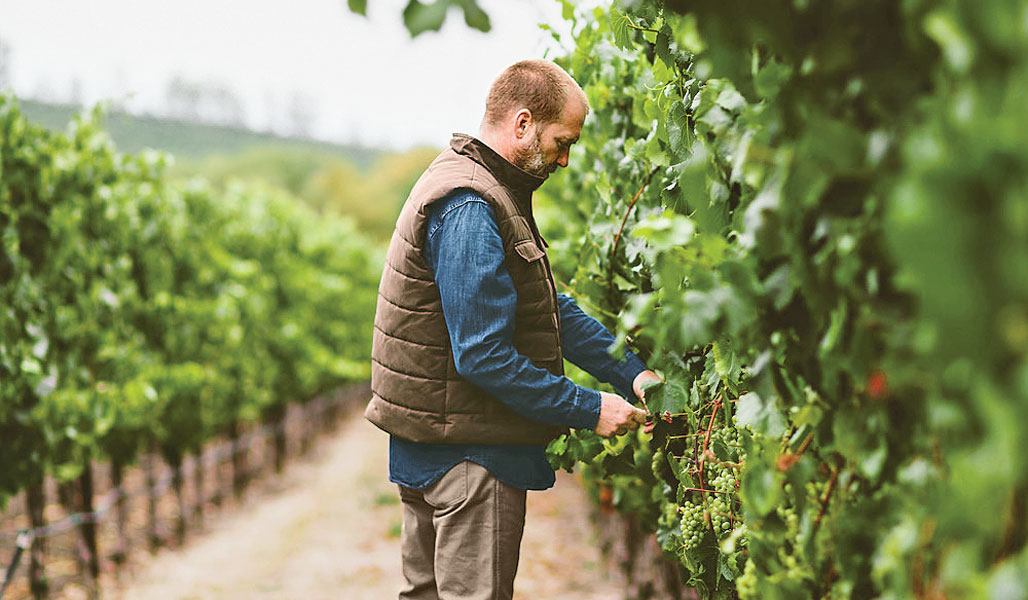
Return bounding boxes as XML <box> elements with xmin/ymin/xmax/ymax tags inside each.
<box><xmin>673</xmin><ymin>13</ymin><xmax>705</xmax><ymax>54</ymax></box>
<box><xmin>741</xmin><ymin>464</ymin><xmax>780</xmax><ymax>517</ymax></box>
<box><xmin>560</xmin><ymin>0</ymin><xmax>575</xmax><ymax>22</ymax></box>
<box><xmin>646</xmin><ymin>377</ymin><xmax>688</xmax><ymax>416</ymax></box>
<box><xmin>668</xmin><ymin>452</ymin><xmax>694</xmax><ymax>487</ymax></box>
<box><xmin>718</xmin><ymin>551</ymin><xmax>742</xmax><ymax>582</ymax></box>
<box><xmin>602</xmin><ymin>451</ymin><xmax>636</xmax><ymax>475</ymax></box>
<box><xmin>632</xmin><ymin>210</ymin><xmax>695</xmax><ymax>251</ymax></box>
<box><xmin>735</xmin><ymin>392</ymin><xmax>787</xmax><ymax>438</ymax></box>
<box><xmin>655</xmin><ymin>23</ymin><xmax>674</xmax><ymax>67</ymax></box>
<box><xmin>403</xmin><ymin>0</ymin><xmax>449</xmax><ymax>36</ymax></box>
<box><xmin>548</xmin><ymin>433</ymin><xmax>568</xmax><ymax>455</ymax></box>
<box><xmin>711</xmin><ymin>338</ymin><xmax>741</xmax><ymax>389</ymax></box>
<box><xmin>346</xmin><ymin>0</ymin><xmax>367</xmax><ymax>16</ymax></box>
<box><xmin>753</xmin><ymin>56</ymin><xmax>791</xmax><ymax>99</ymax></box>
<box><xmin>457</xmin><ymin>0</ymin><xmax>490</xmax><ymax>32</ymax></box>
<box><xmin>712</xmin><ymin>437</ymin><xmax>732</xmax><ymax>462</ymax></box>
<box><xmin>609</xmin><ymin>8</ymin><xmax>633</xmax><ymax>50</ymax></box>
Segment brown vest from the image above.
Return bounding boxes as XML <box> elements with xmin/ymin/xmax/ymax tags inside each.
<box><xmin>364</xmin><ymin>134</ymin><xmax>566</xmax><ymax>445</ymax></box>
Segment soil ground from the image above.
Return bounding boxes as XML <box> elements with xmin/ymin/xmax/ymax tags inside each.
<box><xmin>99</xmin><ymin>415</ymin><xmax>621</xmax><ymax>600</ymax></box>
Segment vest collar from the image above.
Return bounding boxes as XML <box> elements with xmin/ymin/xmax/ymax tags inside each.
<box><xmin>450</xmin><ymin>133</ymin><xmax>546</xmax><ymax>194</ymax></box>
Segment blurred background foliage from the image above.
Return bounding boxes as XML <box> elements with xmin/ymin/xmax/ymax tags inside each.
<box><xmin>172</xmin><ymin>145</ymin><xmax>437</xmax><ymax>241</ymax></box>
<box><xmin>17</xmin><ymin>98</ymin><xmax>437</xmax><ymax>242</ymax></box>
<box><xmin>0</xmin><ymin>95</ymin><xmax>390</xmax><ymax>510</ymax></box>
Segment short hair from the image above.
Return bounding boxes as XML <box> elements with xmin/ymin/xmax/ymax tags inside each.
<box><xmin>483</xmin><ymin>59</ymin><xmax>589</xmax><ymax>127</ymax></box>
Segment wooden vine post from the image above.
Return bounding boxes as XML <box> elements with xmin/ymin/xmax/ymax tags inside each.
<box><xmin>109</xmin><ymin>460</ymin><xmax>128</xmax><ymax>565</ymax></box>
<box><xmin>144</xmin><ymin>443</ymin><xmax>161</xmax><ymax>553</ymax></box>
<box><xmin>78</xmin><ymin>459</ymin><xmax>100</xmax><ymax>587</ymax></box>
<box><xmin>230</xmin><ymin>421</ymin><xmax>247</xmax><ymax>500</ymax></box>
<box><xmin>193</xmin><ymin>450</ymin><xmax>205</xmax><ymax>525</ymax></box>
<box><xmin>25</xmin><ymin>480</ymin><xmax>47</xmax><ymax>600</ymax></box>
<box><xmin>170</xmin><ymin>457</ymin><xmax>187</xmax><ymax>546</ymax></box>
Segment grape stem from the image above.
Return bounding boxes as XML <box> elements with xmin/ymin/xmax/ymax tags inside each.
<box><xmin>796</xmin><ymin>431</ymin><xmax>815</xmax><ymax>455</ymax></box>
<box><xmin>692</xmin><ymin>396</ymin><xmax>722</xmax><ymax>509</ymax></box>
<box><xmin>672</xmin><ymin>454</ymin><xmax>741</xmax><ymax>471</ymax></box>
<box><xmin>666</xmin><ymin>433</ymin><xmax>704</xmax><ymax>440</ymax></box>
<box><xmin>681</xmin><ymin>487</ymin><xmax>730</xmax><ymax>495</ymax></box>
<box><xmin>606</xmin><ymin>167</ymin><xmax>660</xmax><ymax>304</ymax></box>
<box><xmin>813</xmin><ymin>466</ymin><xmax>839</xmax><ymax>532</ymax></box>
<box><xmin>625</xmin><ymin>21</ymin><xmax>660</xmax><ymax>35</ymax></box>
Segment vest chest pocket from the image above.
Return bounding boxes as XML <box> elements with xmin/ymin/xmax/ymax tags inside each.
<box><xmin>511</xmin><ymin>238</ymin><xmax>557</xmax><ymax>313</ymax></box>
<box><xmin>513</xmin><ymin>239</ymin><xmax>545</xmax><ymax>263</ymax></box>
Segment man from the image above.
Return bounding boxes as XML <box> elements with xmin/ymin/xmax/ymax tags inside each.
<box><xmin>365</xmin><ymin>59</ymin><xmax>659</xmax><ymax>600</ymax></box>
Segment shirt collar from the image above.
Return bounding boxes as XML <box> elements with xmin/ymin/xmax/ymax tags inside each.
<box><xmin>449</xmin><ymin>133</ymin><xmax>546</xmax><ymax>194</ymax></box>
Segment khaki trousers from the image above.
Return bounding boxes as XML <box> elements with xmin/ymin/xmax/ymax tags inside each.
<box><xmin>397</xmin><ymin>461</ymin><xmax>527</xmax><ymax>600</ymax></box>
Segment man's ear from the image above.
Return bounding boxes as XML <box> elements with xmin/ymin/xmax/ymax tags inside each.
<box><xmin>513</xmin><ymin>109</ymin><xmax>533</xmax><ymax>140</ymax></box>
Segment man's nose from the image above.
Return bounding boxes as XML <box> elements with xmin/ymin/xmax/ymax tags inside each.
<box><xmin>557</xmin><ymin>150</ymin><xmax>569</xmax><ymax>167</ymax></box>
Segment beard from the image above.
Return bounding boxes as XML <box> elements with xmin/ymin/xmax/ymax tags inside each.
<box><xmin>511</xmin><ymin>133</ymin><xmax>554</xmax><ymax>178</ymax></box>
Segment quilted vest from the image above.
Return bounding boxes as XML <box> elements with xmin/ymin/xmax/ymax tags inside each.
<box><xmin>364</xmin><ymin>134</ymin><xmax>566</xmax><ymax>445</ymax></box>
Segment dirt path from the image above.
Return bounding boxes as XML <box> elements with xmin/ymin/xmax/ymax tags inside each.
<box><xmin>103</xmin><ymin>415</ymin><xmax>620</xmax><ymax>600</ymax></box>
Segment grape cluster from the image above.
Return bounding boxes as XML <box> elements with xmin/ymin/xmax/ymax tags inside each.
<box><xmin>777</xmin><ymin>505</ymin><xmax>799</xmax><ymax>537</ymax></box>
<box><xmin>709</xmin><ymin>470</ymin><xmax>736</xmax><ymax>495</ymax></box>
<box><xmin>677</xmin><ymin>501</ymin><xmax>707</xmax><ymax>550</ymax></box>
<box><xmin>668</xmin><ymin>423</ymin><xmax>748</xmax><ymax>556</ymax></box>
<box><xmin>703</xmin><ymin>427</ymin><xmax>742</xmax><ymax>538</ymax></box>
<box><xmin>707</xmin><ymin>496</ymin><xmax>733</xmax><ymax>537</ymax></box>
<box><xmin>676</xmin><ymin>494</ymin><xmax>737</xmax><ymax>553</ymax></box>
<box><xmin>736</xmin><ymin>559</ymin><xmax>758</xmax><ymax>598</ymax></box>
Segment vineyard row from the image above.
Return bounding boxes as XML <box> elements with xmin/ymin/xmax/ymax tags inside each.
<box><xmin>1</xmin><ymin>96</ymin><xmax>381</xmax><ymax>595</ymax></box>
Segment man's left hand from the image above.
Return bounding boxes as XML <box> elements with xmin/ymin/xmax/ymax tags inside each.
<box><xmin>633</xmin><ymin>370</ymin><xmax>662</xmax><ymax>434</ymax></box>
<box><xmin>633</xmin><ymin>370</ymin><xmax>662</xmax><ymax>405</ymax></box>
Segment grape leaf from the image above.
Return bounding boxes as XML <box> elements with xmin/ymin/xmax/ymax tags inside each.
<box><xmin>735</xmin><ymin>392</ymin><xmax>786</xmax><ymax>438</ymax></box>
<box><xmin>609</xmin><ymin>8</ymin><xmax>633</xmax><ymax>50</ymax></box>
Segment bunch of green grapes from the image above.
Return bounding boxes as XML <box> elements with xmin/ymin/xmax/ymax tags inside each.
<box><xmin>706</xmin><ymin>494</ymin><xmax>734</xmax><ymax>538</ymax></box>
<box><xmin>703</xmin><ymin>426</ymin><xmax>743</xmax><ymax>537</ymax></box>
<box><xmin>707</xmin><ymin>467</ymin><xmax>738</xmax><ymax>495</ymax></box>
<box><xmin>678</xmin><ymin>501</ymin><xmax>706</xmax><ymax>551</ymax></box>
<box><xmin>777</xmin><ymin>504</ymin><xmax>800</xmax><ymax>537</ymax></box>
<box><xmin>736</xmin><ymin>558</ymin><xmax>759</xmax><ymax>598</ymax></box>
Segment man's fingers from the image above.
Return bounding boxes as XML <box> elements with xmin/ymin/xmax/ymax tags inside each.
<box><xmin>597</xmin><ymin>394</ymin><xmax>652</xmax><ymax>437</ymax></box>
<box><xmin>620</xmin><ymin>411</ymin><xmax>648</xmax><ymax>434</ymax></box>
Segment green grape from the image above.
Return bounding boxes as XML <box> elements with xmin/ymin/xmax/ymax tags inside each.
<box><xmin>776</xmin><ymin>505</ymin><xmax>799</xmax><ymax>537</ymax></box>
<box><xmin>736</xmin><ymin>559</ymin><xmax>758</xmax><ymax>598</ymax></box>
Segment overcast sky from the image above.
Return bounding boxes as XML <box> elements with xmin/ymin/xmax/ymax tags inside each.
<box><xmin>0</xmin><ymin>0</ymin><xmax>573</xmax><ymax>150</ymax></box>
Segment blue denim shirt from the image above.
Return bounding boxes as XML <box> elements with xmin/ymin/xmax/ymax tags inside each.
<box><xmin>389</xmin><ymin>191</ymin><xmax>648</xmax><ymax>491</ymax></box>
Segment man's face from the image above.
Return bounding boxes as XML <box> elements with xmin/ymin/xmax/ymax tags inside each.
<box><xmin>512</xmin><ymin>98</ymin><xmax>586</xmax><ymax>178</ymax></box>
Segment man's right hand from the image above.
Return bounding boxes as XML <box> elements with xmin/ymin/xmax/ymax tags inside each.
<box><xmin>594</xmin><ymin>392</ymin><xmax>649</xmax><ymax>438</ymax></box>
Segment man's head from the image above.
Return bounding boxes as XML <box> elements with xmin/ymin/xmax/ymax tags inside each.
<box><xmin>479</xmin><ymin>59</ymin><xmax>589</xmax><ymax>178</ymax></box>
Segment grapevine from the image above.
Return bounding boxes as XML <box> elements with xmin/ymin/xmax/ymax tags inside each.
<box><xmin>543</xmin><ymin>0</ymin><xmax>1028</xmax><ymax>598</ymax></box>
<box><xmin>0</xmin><ymin>96</ymin><xmax>380</xmax><ymax>512</ymax></box>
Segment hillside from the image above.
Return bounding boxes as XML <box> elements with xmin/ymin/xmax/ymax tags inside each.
<box><xmin>17</xmin><ymin>99</ymin><xmax>381</xmax><ymax>169</ymax></box>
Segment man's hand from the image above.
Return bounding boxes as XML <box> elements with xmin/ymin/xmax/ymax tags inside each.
<box><xmin>632</xmin><ymin>370</ymin><xmax>663</xmax><ymax>406</ymax></box>
<box><xmin>632</xmin><ymin>370</ymin><xmax>662</xmax><ymax>434</ymax></box>
<box><xmin>594</xmin><ymin>392</ymin><xmax>648</xmax><ymax>438</ymax></box>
